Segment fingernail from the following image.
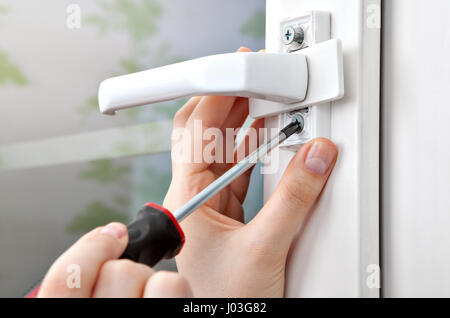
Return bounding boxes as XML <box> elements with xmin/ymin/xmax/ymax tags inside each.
<box><xmin>100</xmin><ymin>223</ymin><xmax>126</xmax><ymax>239</ymax></box>
<box><xmin>305</xmin><ymin>141</ymin><xmax>337</xmax><ymax>176</ymax></box>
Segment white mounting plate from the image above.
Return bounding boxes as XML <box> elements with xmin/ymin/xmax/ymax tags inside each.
<box><xmin>277</xmin><ymin>11</ymin><xmax>333</xmax><ymax>150</ymax></box>
<box><xmin>249</xmin><ymin>37</ymin><xmax>344</xmax><ymax>119</ymax></box>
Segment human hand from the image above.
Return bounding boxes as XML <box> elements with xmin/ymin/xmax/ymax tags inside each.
<box><xmin>163</xmin><ymin>47</ymin><xmax>338</xmax><ymax>298</ymax></box>
<box><xmin>38</xmin><ymin>222</ymin><xmax>192</xmax><ymax>298</ymax></box>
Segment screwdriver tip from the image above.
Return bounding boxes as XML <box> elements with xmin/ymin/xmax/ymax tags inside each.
<box><xmin>280</xmin><ymin>115</ymin><xmax>305</xmax><ymax>138</ymax></box>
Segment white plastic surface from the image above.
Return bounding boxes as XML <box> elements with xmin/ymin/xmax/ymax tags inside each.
<box><xmin>249</xmin><ymin>39</ymin><xmax>344</xmax><ymax>118</ymax></box>
<box><xmin>277</xmin><ymin>11</ymin><xmax>332</xmax><ymax>150</ymax></box>
<box><xmin>263</xmin><ymin>0</ymin><xmax>380</xmax><ymax>298</ymax></box>
<box><xmin>98</xmin><ymin>53</ymin><xmax>308</xmax><ymax>115</ymax></box>
<box><xmin>382</xmin><ymin>0</ymin><xmax>450</xmax><ymax>297</ymax></box>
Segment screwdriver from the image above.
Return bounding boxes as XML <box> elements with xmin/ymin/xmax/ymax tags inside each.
<box><xmin>120</xmin><ymin>115</ymin><xmax>305</xmax><ymax>267</ymax></box>
<box><xmin>24</xmin><ymin>116</ymin><xmax>305</xmax><ymax>298</ymax></box>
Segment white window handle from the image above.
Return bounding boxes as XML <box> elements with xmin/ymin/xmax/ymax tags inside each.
<box><xmin>98</xmin><ymin>39</ymin><xmax>343</xmax><ymax>115</ymax></box>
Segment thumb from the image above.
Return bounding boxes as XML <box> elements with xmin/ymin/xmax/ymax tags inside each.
<box><xmin>248</xmin><ymin>138</ymin><xmax>338</xmax><ymax>250</ymax></box>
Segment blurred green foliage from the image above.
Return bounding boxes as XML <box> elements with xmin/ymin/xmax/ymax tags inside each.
<box><xmin>78</xmin><ymin>0</ymin><xmax>184</xmax><ymax>120</ymax></box>
<box><xmin>0</xmin><ymin>51</ymin><xmax>28</xmax><ymax>85</ymax></box>
<box><xmin>114</xmin><ymin>194</ymin><xmax>131</xmax><ymax>208</ymax></box>
<box><xmin>66</xmin><ymin>201</ymin><xmax>130</xmax><ymax>233</ymax></box>
<box><xmin>151</xmin><ymin>98</ymin><xmax>187</xmax><ymax>120</ymax></box>
<box><xmin>86</xmin><ymin>0</ymin><xmax>162</xmax><ymax>44</ymax></box>
<box><xmin>71</xmin><ymin>159</ymin><xmax>132</xmax><ymax>234</ymax></box>
<box><xmin>79</xmin><ymin>159</ymin><xmax>131</xmax><ymax>185</ymax></box>
<box><xmin>120</xmin><ymin>57</ymin><xmax>142</xmax><ymax>73</ymax></box>
<box><xmin>240</xmin><ymin>10</ymin><xmax>265</xmax><ymax>39</ymax></box>
<box><xmin>134</xmin><ymin>166</ymin><xmax>171</xmax><ymax>205</ymax></box>
<box><xmin>76</xmin><ymin>96</ymin><xmax>99</xmax><ymax>118</ymax></box>
<box><xmin>0</xmin><ymin>4</ymin><xmax>7</xmax><ymax>15</ymax></box>
<box><xmin>0</xmin><ymin>4</ymin><xmax>28</xmax><ymax>86</ymax></box>
<box><xmin>0</xmin><ymin>6</ymin><xmax>28</xmax><ymax>86</ymax></box>
<box><xmin>69</xmin><ymin>1</ymin><xmax>264</xmax><ymax>236</ymax></box>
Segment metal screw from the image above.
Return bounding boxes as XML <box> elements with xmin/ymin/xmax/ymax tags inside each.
<box><xmin>282</xmin><ymin>26</ymin><xmax>305</xmax><ymax>46</ymax></box>
<box><xmin>290</xmin><ymin>113</ymin><xmax>305</xmax><ymax>134</ymax></box>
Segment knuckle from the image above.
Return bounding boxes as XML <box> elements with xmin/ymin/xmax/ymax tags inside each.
<box><xmin>81</xmin><ymin>233</ymin><xmax>121</xmax><ymax>256</ymax></box>
<box><xmin>100</xmin><ymin>259</ymin><xmax>136</xmax><ymax>278</ymax></box>
<box><xmin>95</xmin><ymin>240</ymin><xmax>119</xmax><ymax>257</ymax></box>
<box><xmin>151</xmin><ymin>271</ymin><xmax>189</xmax><ymax>290</ymax></box>
<box><xmin>145</xmin><ymin>271</ymin><xmax>192</xmax><ymax>297</ymax></box>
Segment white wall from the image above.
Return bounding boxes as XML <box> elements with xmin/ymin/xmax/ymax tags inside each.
<box><xmin>382</xmin><ymin>0</ymin><xmax>450</xmax><ymax>297</ymax></box>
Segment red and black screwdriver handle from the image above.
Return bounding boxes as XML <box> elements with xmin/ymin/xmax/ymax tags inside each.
<box><xmin>120</xmin><ymin>203</ymin><xmax>185</xmax><ymax>267</ymax></box>
<box><xmin>25</xmin><ymin>203</ymin><xmax>184</xmax><ymax>297</ymax></box>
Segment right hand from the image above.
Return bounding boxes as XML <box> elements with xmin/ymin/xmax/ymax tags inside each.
<box><xmin>163</xmin><ymin>47</ymin><xmax>338</xmax><ymax>297</ymax></box>
<box><xmin>38</xmin><ymin>222</ymin><xmax>192</xmax><ymax>298</ymax></box>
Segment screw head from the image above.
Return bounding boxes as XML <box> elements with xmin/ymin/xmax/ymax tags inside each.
<box><xmin>282</xmin><ymin>26</ymin><xmax>304</xmax><ymax>46</ymax></box>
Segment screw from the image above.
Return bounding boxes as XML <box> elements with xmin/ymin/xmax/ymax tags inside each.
<box><xmin>291</xmin><ymin>113</ymin><xmax>305</xmax><ymax>134</ymax></box>
<box><xmin>282</xmin><ymin>26</ymin><xmax>305</xmax><ymax>46</ymax></box>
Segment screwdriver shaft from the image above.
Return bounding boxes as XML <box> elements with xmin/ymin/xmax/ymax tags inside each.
<box><xmin>173</xmin><ymin>117</ymin><xmax>303</xmax><ymax>222</ymax></box>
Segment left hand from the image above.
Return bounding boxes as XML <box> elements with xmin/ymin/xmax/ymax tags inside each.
<box><xmin>38</xmin><ymin>222</ymin><xmax>192</xmax><ymax>298</ymax></box>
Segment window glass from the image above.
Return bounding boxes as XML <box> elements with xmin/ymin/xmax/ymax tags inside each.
<box><xmin>0</xmin><ymin>0</ymin><xmax>265</xmax><ymax>143</ymax></box>
<box><xmin>0</xmin><ymin>0</ymin><xmax>265</xmax><ymax>297</ymax></box>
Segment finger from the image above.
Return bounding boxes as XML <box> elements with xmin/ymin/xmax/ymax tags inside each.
<box><xmin>238</xmin><ymin>46</ymin><xmax>252</xmax><ymax>53</ymax></box>
<box><xmin>173</xmin><ymin>96</ymin><xmax>201</xmax><ymax>128</ymax></box>
<box><xmin>207</xmin><ymin>118</ymin><xmax>263</xmax><ymax>219</ymax></box>
<box><xmin>144</xmin><ymin>271</ymin><xmax>193</xmax><ymax>298</ymax></box>
<box><xmin>93</xmin><ymin>260</ymin><xmax>154</xmax><ymax>298</ymax></box>
<box><xmin>187</xmin><ymin>95</ymin><xmax>237</xmax><ymax>130</ymax></box>
<box><xmin>222</xmin><ymin>191</ymin><xmax>245</xmax><ymax>223</ymax></box>
<box><xmin>209</xmin><ymin>117</ymin><xmax>264</xmax><ymax>177</ymax></box>
<box><xmin>38</xmin><ymin>223</ymin><xmax>128</xmax><ymax>298</ymax></box>
<box><xmin>217</xmin><ymin>47</ymin><xmax>252</xmax><ymax>132</ymax></box>
<box><xmin>185</xmin><ymin>46</ymin><xmax>251</xmax><ymax>130</ymax></box>
<box><xmin>208</xmin><ymin>98</ymin><xmax>251</xmax><ymax>174</ymax></box>
<box><xmin>248</xmin><ymin>138</ymin><xmax>338</xmax><ymax>249</ymax></box>
<box><xmin>181</xmin><ymin>95</ymin><xmax>237</xmax><ymax>173</ymax></box>
<box><xmin>219</xmin><ymin>97</ymin><xmax>249</xmax><ymax>135</ymax></box>
<box><xmin>229</xmin><ymin>118</ymin><xmax>265</xmax><ymax>202</ymax></box>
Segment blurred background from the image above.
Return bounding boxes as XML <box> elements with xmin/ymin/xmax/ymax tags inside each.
<box><xmin>0</xmin><ymin>0</ymin><xmax>265</xmax><ymax>297</ymax></box>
